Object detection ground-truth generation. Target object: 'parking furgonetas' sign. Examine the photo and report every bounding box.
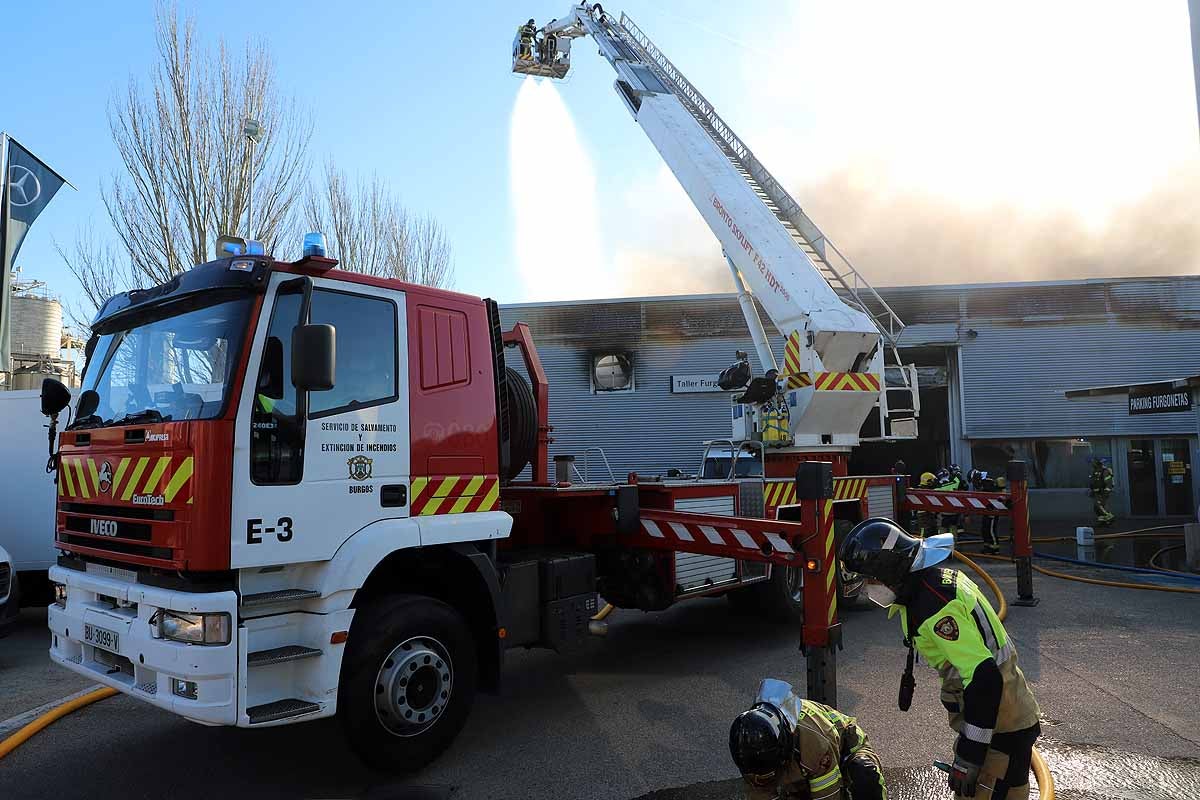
[1128,385,1192,415]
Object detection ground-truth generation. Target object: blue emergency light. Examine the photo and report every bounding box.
[303,232,327,258]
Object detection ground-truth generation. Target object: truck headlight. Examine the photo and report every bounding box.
[157,610,231,645]
[53,583,67,608]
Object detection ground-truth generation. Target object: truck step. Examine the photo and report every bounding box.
[240,589,320,608]
[247,645,322,667]
[246,698,320,724]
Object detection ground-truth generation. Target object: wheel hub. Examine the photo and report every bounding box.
[374,636,453,737]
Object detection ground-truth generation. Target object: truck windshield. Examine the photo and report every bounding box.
[78,294,253,427]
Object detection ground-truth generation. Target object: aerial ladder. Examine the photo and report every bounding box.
[512,4,920,457]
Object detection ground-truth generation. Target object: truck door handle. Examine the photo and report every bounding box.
[380,484,407,508]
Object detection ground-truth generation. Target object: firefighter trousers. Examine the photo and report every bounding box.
[1093,493,1114,524]
[955,724,1040,800]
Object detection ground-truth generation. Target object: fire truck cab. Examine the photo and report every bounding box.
[45,253,516,769]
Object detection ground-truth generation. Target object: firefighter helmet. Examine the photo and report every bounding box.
[839,518,955,587]
[919,471,937,487]
[729,703,793,786]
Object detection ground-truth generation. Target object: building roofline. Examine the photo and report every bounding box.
[500,274,1197,309]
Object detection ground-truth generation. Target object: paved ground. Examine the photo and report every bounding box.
[2,531,1199,799]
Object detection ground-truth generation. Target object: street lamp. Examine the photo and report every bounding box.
[243,117,263,240]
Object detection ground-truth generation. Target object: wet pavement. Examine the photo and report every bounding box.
[631,739,1200,799]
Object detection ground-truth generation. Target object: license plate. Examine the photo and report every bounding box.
[84,623,120,654]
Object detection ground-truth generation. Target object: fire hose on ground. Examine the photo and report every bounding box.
[0,686,118,761]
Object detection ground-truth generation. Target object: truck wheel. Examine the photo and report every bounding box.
[759,565,805,622]
[338,594,477,773]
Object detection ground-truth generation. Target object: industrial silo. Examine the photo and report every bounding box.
[11,293,63,358]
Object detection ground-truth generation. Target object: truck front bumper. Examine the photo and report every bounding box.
[48,565,240,726]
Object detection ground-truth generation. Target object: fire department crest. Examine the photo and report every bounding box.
[934,615,959,641]
[98,461,114,494]
[347,456,373,482]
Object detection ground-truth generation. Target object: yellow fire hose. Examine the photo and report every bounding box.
[0,686,118,761]
[966,550,1200,596]
[953,550,1056,799]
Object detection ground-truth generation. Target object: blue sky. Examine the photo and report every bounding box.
[6,1,1199,324]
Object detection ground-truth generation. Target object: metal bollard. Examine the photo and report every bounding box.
[1008,460,1039,606]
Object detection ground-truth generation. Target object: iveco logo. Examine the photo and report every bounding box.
[89,519,119,537]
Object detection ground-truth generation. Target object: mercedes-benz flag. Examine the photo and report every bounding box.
[1,136,68,369]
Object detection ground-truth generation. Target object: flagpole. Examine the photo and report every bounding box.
[0,131,10,382]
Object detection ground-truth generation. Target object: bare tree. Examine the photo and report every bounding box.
[56,227,140,331]
[60,2,312,320]
[304,162,454,288]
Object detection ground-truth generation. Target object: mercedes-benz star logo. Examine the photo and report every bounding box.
[8,165,41,208]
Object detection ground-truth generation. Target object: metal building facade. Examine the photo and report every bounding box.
[501,275,1200,519]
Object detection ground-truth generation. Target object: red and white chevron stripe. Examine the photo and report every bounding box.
[640,516,796,556]
[625,509,807,567]
[905,490,1009,514]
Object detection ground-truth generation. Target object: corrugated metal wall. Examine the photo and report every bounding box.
[959,301,1200,439]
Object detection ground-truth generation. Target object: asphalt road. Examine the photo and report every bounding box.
[2,556,1199,799]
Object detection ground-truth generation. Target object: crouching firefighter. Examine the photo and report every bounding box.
[729,678,887,799]
[839,520,1041,799]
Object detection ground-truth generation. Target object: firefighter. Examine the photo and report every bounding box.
[518,19,537,60]
[839,519,1041,800]
[968,470,1003,554]
[936,466,965,535]
[916,471,938,535]
[730,678,887,800]
[1087,457,1115,526]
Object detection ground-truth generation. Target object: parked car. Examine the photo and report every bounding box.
[0,543,18,638]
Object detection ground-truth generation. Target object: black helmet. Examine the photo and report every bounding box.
[838,518,921,587]
[729,704,793,785]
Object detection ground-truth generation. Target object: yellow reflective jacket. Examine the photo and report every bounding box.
[891,567,1040,764]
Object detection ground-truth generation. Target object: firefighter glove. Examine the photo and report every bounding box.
[948,753,982,797]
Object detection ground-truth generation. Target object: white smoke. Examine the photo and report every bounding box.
[609,1,1200,293]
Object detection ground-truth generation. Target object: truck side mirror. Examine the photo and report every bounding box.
[76,389,100,420]
[41,378,72,416]
[292,324,336,391]
[258,337,285,399]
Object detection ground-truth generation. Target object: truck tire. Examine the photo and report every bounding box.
[337,594,478,772]
[724,567,805,622]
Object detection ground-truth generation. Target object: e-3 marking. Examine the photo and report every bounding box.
[246,517,294,544]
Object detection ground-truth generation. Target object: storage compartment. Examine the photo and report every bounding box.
[539,553,596,602]
[500,560,540,647]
